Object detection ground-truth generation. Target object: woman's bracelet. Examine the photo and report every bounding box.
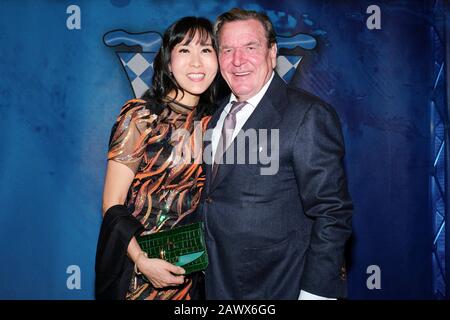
[134,251,148,275]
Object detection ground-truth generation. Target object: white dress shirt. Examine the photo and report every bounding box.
[211,71,335,300]
[211,72,275,161]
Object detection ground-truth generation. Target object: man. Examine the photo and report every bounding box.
[197,8,353,299]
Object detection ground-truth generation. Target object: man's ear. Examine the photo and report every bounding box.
[270,43,277,68]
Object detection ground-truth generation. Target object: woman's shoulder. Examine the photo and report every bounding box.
[115,98,166,123]
[109,98,158,142]
[117,98,151,118]
[108,98,162,160]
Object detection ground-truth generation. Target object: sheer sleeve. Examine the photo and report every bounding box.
[107,99,158,173]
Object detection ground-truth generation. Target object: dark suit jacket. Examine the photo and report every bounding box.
[195,73,353,299]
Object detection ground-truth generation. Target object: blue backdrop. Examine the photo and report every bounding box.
[0,0,447,299]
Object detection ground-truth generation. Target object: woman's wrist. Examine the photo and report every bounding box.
[134,251,148,273]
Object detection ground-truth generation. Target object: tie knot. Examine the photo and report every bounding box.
[229,101,247,116]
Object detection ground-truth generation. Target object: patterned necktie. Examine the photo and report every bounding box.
[212,100,247,181]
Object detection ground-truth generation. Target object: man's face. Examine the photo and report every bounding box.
[218,19,277,101]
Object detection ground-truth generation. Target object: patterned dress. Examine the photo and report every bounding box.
[108,98,210,300]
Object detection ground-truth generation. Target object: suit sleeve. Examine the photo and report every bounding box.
[292,102,353,298]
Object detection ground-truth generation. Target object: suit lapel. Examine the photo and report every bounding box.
[210,74,286,192]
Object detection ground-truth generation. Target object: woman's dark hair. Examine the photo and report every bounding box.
[141,16,218,115]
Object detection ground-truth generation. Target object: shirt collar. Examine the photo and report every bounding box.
[228,71,275,108]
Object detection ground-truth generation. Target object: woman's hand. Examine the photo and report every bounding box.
[136,254,186,289]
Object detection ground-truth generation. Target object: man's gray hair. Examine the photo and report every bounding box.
[214,8,277,48]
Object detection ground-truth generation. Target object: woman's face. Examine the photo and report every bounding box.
[169,31,218,104]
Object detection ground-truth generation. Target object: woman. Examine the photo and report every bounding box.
[95,16,218,300]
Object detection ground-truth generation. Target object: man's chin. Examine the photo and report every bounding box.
[230,88,255,99]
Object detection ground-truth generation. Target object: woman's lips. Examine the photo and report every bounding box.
[187,73,206,81]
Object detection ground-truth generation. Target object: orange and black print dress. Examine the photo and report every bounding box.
[106,98,210,300]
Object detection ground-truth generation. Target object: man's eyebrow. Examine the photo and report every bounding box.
[243,41,260,46]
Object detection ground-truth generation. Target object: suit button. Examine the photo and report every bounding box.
[206,197,213,204]
[340,265,347,280]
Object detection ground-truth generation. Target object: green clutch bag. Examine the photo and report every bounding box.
[136,222,208,275]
